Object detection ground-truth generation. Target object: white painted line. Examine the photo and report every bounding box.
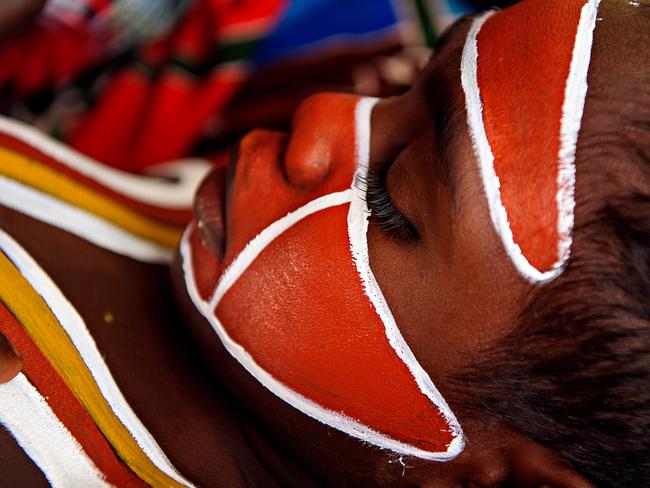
[0,115,209,208]
[182,96,464,460]
[208,190,354,308]
[0,374,109,487]
[0,230,195,487]
[181,224,457,460]
[461,11,562,283]
[348,97,464,459]
[0,176,173,264]
[557,0,601,264]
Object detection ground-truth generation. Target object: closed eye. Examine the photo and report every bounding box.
[358,164,419,241]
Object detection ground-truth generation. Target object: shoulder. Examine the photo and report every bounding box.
[0,117,246,486]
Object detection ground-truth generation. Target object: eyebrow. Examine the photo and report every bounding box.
[420,14,477,210]
[423,73,465,207]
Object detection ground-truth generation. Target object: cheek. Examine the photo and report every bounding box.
[214,205,456,454]
[366,223,467,383]
[367,147,522,380]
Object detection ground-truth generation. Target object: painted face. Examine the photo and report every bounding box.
[178,0,600,463]
[182,94,463,460]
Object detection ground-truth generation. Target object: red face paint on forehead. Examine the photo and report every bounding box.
[463,0,600,281]
[182,95,463,460]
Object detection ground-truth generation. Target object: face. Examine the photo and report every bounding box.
[173,0,601,483]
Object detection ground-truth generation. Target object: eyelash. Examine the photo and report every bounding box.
[358,164,419,241]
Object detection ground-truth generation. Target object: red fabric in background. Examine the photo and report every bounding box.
[0,0,286,172]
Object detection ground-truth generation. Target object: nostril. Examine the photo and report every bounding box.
[283,92,360,190]
[284,135,331,189]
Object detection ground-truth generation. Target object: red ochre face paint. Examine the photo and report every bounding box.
[181,0,603,459]
[182,94,464,460]
[462,0,601,282]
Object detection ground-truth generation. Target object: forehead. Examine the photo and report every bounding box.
[459,0,600,282]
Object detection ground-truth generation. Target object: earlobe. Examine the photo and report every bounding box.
[452,427,596,488]
[511,440,596,488]
[506,437,597,488]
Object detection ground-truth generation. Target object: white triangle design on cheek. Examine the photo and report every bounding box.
[348,97,464,459]
[180,97,464,461]
[207,190,353,309]
[461,1,600,284]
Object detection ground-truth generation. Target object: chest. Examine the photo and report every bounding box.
[0,207,248,486]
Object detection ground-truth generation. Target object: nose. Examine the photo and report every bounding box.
[284,93,360,190]
[223,93,363,262]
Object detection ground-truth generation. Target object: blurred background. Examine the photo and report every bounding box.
[0,0,516,172]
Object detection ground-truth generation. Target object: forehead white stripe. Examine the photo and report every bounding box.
[461,3,599,283]
[348,97,464,459]
[461,11,561,283]
[557,0,601,264]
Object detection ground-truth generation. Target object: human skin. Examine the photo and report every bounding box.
[0,0,47,381]
[170,0,638,485]
[0,333,20,383]
[0,0,645,486]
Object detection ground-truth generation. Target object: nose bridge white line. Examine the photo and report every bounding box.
[348,96,465,458]
[208,189,354,310]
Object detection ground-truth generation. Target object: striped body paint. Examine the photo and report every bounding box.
[0,304,144,487]
[183,95,464,460]
[0,373,110,488]
[0,120,205,484]
[461,0,601,282]
[0,231,195,487]
[0,116,208,262]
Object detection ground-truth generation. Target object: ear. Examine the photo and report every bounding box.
[507,437,597,488]
[448,427,598,488]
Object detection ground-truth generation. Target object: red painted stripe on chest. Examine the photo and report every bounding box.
[0,131,193,226]
[0,302,146,487]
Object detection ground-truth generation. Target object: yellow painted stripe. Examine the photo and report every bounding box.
[0,252,185,488]
[0,146,182,248]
